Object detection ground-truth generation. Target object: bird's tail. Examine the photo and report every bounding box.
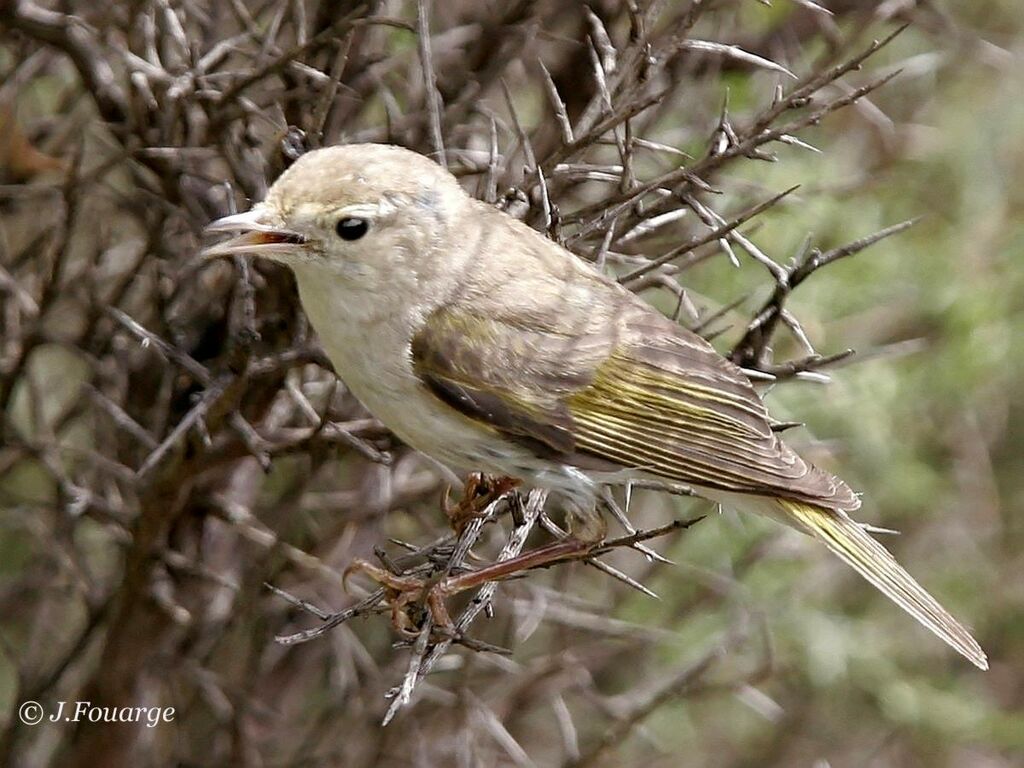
[776,499,988,670]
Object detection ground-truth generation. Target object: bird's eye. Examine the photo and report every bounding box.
[335,217,368,241]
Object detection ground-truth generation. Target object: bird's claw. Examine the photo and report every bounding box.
[442,473,520,536]
[344,473,590,640]
[343,559,454,638]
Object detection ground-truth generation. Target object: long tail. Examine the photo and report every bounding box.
[777,499,988,670]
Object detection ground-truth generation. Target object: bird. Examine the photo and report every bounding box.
[203,142,987,669]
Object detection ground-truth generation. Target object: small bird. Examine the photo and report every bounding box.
[204,143,986,669]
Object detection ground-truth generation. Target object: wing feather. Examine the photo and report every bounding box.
[411,299,859,511]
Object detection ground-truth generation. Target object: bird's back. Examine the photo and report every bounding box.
[421,198,860,512]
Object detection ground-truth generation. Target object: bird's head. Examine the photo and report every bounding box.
[202,143,468,289]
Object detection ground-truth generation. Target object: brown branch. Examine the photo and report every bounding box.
[0,0,129,125]
[731,217,919,367]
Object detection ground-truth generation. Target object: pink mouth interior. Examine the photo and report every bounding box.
[251,231,307,245]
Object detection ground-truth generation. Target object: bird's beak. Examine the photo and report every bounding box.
[201,207,309,259]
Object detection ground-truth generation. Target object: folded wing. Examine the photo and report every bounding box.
[412,302,859,511]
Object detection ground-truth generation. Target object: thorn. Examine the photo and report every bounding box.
[586,558,659,599]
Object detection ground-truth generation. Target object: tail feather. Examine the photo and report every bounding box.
[778,499,988,670]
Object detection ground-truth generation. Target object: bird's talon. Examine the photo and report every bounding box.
[443,473,521,535]
[343,558,457,637]
[343,558,416,594]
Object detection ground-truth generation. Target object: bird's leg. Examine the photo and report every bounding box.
[345,499,604,638]
[343,473,518,637]
[345,539,593,637]
[442,472,520,535]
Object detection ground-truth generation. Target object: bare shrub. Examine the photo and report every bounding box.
[0,2,970,766]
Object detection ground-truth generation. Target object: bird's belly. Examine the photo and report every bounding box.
[294,270,595,489]
[311,327,510,473]
[347,368,497,470]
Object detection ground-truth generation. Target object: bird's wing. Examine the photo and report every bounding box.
[411,303,858,511]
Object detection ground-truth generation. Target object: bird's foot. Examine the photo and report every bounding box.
[343,559,455,638]
[442,473,520,536]
[344,536,595,639]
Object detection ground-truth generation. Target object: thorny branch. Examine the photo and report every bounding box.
[0,1,948,765]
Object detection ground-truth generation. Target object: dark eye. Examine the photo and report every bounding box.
[335,217,368,241]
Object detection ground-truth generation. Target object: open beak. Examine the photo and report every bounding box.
[201,208,309,259]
